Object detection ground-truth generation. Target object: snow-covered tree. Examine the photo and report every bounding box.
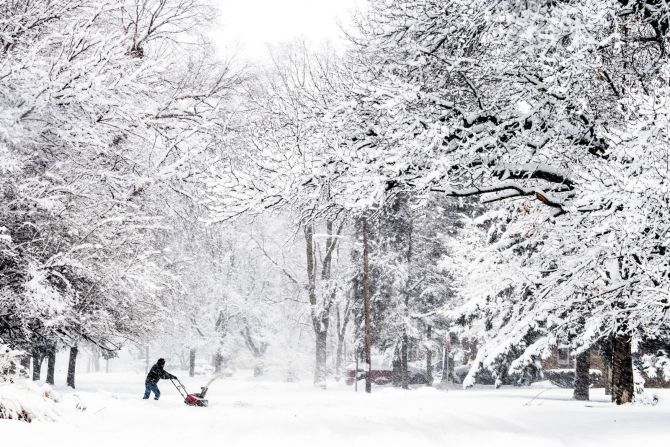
[331,0,670,404]
[0,0,237,387]
[204,44,355,386]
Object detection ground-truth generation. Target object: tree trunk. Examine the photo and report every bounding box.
[335,334,345,381]
[20,355,30,377]
[426,325,433,386]
[92,346,100,373]
[611,335,634,404]
[440,339,447,383]
[253,364,264,377]
[334,294,351,383]
[67,346,78,388]
[32,348,43,381]
[304,223,332,388]
[573,349,590,401]
[253,359,264,377]
[600,336,613,395]
[189,348,196,377]
[314,330,328,386]
[242,327,268,378]
[401,334,409,390]
[401,209,412,391]
[46,348,56,385]
[441,334,454,383]
[362,217,372,394]
[604,362,612,395]
[343,339,347,373]
[214,350,224,373]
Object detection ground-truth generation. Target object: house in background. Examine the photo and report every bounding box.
[541,344,670,389]
[541,346,605,371]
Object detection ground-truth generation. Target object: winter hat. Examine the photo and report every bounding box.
[157,358,165,366]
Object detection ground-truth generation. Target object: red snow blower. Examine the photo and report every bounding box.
[170,377,208,407]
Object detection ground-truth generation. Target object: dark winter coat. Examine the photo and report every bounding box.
[145,363,175,385]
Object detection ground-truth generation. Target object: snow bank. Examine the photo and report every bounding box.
[0,381,59,422]
[0,340,58,422]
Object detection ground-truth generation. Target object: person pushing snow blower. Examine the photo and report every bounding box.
[142,358,209,406]
[143,358,176,400]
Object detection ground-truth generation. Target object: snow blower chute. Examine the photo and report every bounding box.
[170,377,208,407]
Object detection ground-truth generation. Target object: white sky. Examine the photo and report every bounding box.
[212,0,364,61]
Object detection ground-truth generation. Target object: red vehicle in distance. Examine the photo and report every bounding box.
[344,359,430,386]
[345,366,393,386]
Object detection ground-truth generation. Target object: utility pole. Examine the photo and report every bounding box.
[363,216,372,393]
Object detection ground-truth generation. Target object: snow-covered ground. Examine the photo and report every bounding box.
[3,372,670,447]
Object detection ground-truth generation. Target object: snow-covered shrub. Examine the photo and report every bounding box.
[639,352,670,384]
[453,365,471,384]
[631,368,660,406]
[0,340,59,422]
[0,340,25,382]
[632,356,666,406]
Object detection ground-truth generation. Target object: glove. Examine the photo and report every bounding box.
[170,374,177,380]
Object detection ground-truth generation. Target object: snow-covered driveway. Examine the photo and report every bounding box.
[3,372,669,447]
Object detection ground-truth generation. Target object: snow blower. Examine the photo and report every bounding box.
[170,377,208,407]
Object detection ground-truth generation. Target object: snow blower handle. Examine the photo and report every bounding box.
[170,377,189,399]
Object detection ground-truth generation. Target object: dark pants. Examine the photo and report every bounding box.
[143,381,160,400]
